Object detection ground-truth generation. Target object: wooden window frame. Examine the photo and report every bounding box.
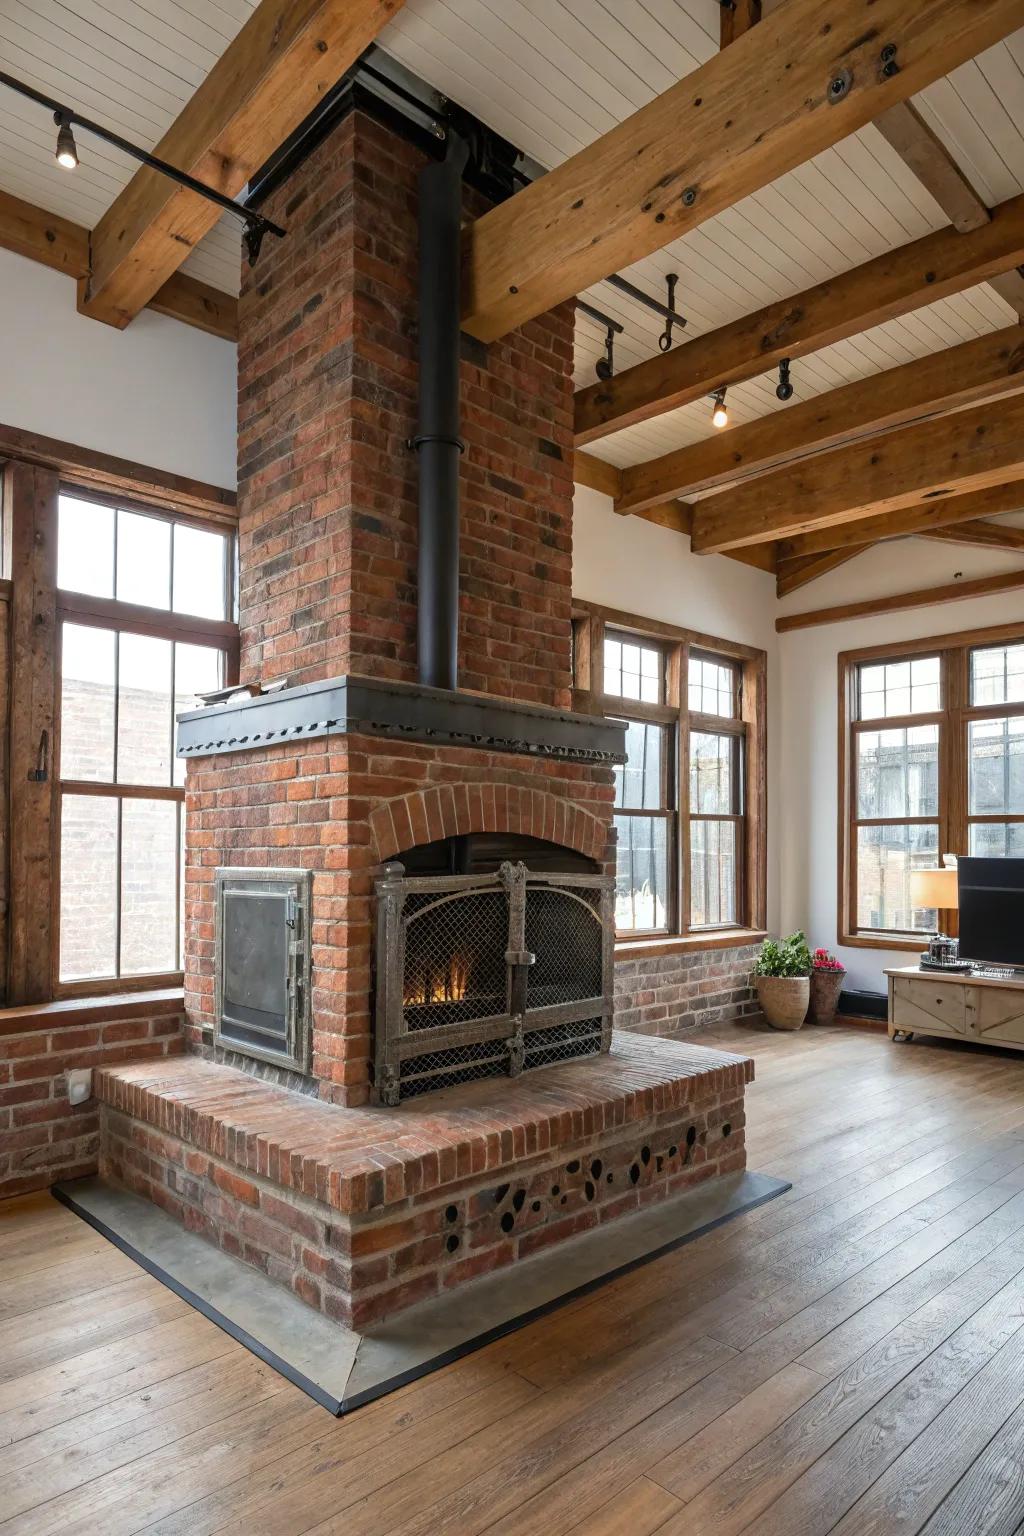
[52,484,239,998]
[838,619,1024,952]
[573,601,768,951]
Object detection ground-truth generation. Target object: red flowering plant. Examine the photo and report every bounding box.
[812,947,846,974]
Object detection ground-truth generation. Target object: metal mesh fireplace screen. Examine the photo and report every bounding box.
[373,860,614,1104]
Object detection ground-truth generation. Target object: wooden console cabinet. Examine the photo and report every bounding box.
[885,965,1024,1051]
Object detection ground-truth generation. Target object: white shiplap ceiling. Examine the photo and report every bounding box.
[2,1,1024,470]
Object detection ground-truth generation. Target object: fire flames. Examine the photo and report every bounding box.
[405,954,470,1006]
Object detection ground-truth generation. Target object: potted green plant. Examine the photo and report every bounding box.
[754,932,812,1030]
[808,946,847,1025]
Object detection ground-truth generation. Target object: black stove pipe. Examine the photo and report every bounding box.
[413,132,469,692]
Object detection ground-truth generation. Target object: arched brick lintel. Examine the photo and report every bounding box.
[369,783,609,866]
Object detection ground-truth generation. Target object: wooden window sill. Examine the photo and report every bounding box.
[615,929,766,960]
[840,934,927,953]
[0,987,184,1034]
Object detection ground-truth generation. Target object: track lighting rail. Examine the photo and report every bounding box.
[0,71,285,265]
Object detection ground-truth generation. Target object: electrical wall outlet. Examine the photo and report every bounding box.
[66,1068,93,1106]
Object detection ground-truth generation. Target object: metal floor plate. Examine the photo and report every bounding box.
[55,1167,790,1416]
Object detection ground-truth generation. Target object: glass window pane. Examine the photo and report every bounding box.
[614,721,665,810]
[856,823,939,932]
[116,510,171,609]
[969,717,1024,815]
[60,624,115,781]
[858,656,940,719]
[691,820,737,927]
[856,725,939,819]
[57,495,114,598]
[173,525,227,619]
[120,798,178,976]
[603,634,662,702]
[59,794,117,981]
[614,815,668,932]
[173,643,223,786]
[972,644,1024,706]
[689,656,736,717]
[970,822,1024,858]
[117,634,173,786]
[691,732,735,813]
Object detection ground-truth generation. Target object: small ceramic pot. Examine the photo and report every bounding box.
[808,967,845,1025]
[755,974,810,1030]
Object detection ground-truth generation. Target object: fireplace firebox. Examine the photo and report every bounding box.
[373,859,615,1104]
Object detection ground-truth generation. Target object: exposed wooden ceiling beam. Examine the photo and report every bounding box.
[79,0,406,330]
[776,548,863,598]
[777,568,1024,633]
[922,520,1024,553]
[873,100,990,233]
[615,325,1024,512]
[574,450,622,498]
[0,188,237,341]
[460,0,1024,345]
[776,481,1024,560]
[720,0,761,48]
[575,191,1024,446]
[692,394,1024,553]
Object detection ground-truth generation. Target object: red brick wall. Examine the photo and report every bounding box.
[615,944,761,1037]
[0,1001,183,1197]
[185,733,615,1104]
[237,109,575,706]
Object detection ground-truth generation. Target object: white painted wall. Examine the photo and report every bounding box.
[0,249,237,490]
[573,484,782,932]
[777,532,1024,994]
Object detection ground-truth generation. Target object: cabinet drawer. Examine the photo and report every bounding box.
[893,977,968,1037]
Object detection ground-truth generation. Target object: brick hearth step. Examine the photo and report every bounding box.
[94,1033,752,1329]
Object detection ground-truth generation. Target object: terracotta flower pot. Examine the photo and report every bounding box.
[755,974,810,1031]
[808,968,845,1025]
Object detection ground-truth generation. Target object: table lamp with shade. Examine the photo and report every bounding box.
[909,859,968,971]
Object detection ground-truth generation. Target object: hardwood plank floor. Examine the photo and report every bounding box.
[4,1021,1024,1534]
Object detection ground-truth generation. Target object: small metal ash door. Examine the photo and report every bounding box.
[214,868,312,1074]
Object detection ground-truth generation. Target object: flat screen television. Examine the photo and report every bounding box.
[957,857,1024,969]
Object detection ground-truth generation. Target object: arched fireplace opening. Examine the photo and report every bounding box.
[372,835,614,1105]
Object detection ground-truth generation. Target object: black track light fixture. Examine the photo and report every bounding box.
[54,111,78,170]
[711,387,729,429]
[776,357,794,401]
[1,71,284,265]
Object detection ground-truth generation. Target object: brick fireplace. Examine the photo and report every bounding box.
[91,96,757,1336]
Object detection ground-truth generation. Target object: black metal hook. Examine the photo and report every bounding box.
[658,274,680,351]
[595,324,616,381]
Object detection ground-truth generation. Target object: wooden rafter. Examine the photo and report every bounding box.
[614,326,1024,512]
[775,548,863,598]
[575,192,1024,446]
[460,0,1024,345]
[777,568,1024,632]
[921,520,1024,553]
[776,482,1024,560]
[873,101,989,233]
[79,0,406,330]
[0,190,237,340]
[691,394,1024,554]
[720,0,761,48]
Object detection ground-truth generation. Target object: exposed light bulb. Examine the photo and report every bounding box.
[54,115,78,171]
[711,389,728,430]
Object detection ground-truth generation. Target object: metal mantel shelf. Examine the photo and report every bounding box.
[176,674,626,765]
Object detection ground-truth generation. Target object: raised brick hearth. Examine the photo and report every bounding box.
[95,1034,751,1327]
